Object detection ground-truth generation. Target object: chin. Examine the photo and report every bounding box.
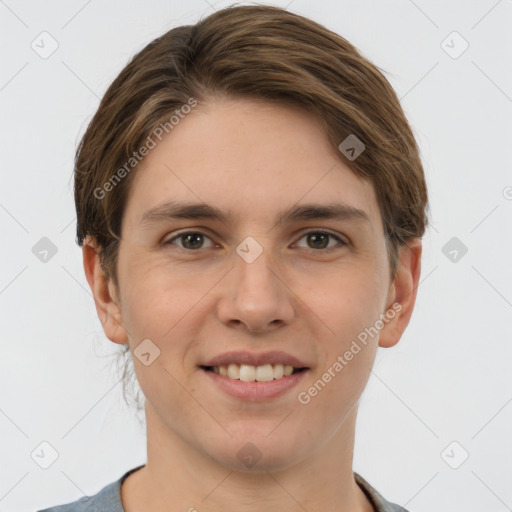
[205,431,309,473]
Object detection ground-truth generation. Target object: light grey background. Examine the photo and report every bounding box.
[1,1,511,511]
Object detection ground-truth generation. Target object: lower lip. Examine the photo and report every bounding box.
[201,368,309,401]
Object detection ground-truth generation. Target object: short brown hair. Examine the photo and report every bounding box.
[74,4,429,410]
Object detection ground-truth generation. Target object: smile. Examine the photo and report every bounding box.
[200,365,309,401]
[202,363,306,382]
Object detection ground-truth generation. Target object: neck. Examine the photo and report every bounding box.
[121,403,374,512]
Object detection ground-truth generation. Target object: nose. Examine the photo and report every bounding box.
[216,241,295,333]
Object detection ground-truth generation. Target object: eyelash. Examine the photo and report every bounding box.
[163,230,347,253]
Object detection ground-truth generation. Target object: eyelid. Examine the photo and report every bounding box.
[163,228,348,251]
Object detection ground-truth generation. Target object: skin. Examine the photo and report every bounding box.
[83,97,421,512]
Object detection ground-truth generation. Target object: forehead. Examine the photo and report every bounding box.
[122,97,381,232]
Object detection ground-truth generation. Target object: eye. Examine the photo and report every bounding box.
[163,230,347,252]
[294,230,346,251]
[164,231,215,250]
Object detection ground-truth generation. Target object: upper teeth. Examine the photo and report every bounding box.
[212,363,295,382]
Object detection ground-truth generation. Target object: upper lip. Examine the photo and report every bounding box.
[201,350,309,368]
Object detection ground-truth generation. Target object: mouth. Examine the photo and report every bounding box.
[198,350,311,401]
[199,363,310,402]
[200,363,308,382]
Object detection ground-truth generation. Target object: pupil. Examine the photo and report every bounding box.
[308,233,328,249]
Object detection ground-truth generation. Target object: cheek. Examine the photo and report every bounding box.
[304,286,380,423]
[121,257,195,331]
[316,265,386,336]
[304,266,384,398]
[119,269,201,405]
[120,260,214,371]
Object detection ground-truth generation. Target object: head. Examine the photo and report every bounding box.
[79,5,428,470]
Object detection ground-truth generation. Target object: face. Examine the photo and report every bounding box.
[85,97,420,472]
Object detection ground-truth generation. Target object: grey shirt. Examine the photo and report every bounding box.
[36,466,409,512]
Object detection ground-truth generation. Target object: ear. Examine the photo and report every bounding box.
[82,236,128,345]
[378,238,422,348]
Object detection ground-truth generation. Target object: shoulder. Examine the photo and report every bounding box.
[354,472,410,512]
[36,480,121,512]
[35,466,144,512]
[35,481,118,512]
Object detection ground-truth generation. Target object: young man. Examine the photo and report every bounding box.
[39,5,427,512]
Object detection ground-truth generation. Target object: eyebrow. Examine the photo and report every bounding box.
[140,200,370,230]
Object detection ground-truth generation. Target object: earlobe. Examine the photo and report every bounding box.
[82,236,128,345]
[378,238,422,348]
